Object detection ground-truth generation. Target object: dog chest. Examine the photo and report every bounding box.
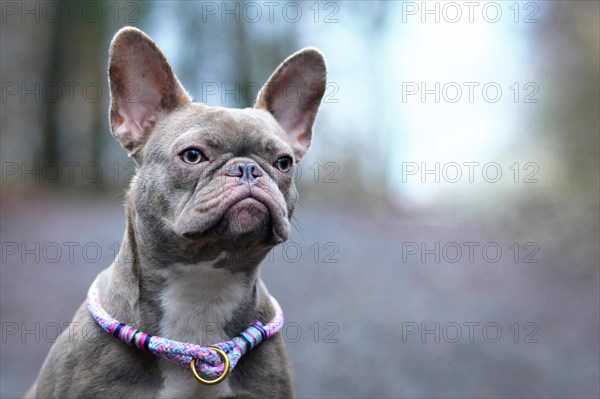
[157,263,246,398]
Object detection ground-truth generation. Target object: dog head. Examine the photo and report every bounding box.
[108,28,326,268]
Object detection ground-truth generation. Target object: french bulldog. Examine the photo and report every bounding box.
[27,27,326,399]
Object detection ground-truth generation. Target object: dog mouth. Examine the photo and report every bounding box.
[180,189,288,244]
[224,197,271,235]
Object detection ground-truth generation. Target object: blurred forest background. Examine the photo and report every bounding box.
[1,1,598,398]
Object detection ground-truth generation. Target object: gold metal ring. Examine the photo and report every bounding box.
[190,346,231,385]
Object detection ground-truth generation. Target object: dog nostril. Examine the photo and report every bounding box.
[248,164,262,178]
[236,164,246,176]
[227,162,262,183]
[227,163,244,177]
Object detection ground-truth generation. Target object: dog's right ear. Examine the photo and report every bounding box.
[108,27,191,155]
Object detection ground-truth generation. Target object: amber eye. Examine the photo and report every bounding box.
[275,156,293,172]
[180,148,205,164]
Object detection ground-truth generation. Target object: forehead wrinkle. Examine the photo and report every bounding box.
[171,125,213,147]
[230,108,278,132]
[163,105,293,157]
[214,109,283,145]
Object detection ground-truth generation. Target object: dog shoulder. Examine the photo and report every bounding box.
[228,333,294,398]
[225,281,295,398]
[32,290,163,398]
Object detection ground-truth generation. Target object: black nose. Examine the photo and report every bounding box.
[227,162,263,184]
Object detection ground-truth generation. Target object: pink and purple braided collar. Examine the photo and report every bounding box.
[87,276,284,382]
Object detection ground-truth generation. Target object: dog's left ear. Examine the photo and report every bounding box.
[255,48,327,161]
[108,27,191,155]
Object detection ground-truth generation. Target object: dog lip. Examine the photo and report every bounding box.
[234,190,288,242]
[232,196,265,207]
[221,189,272,212]
[235,192,266,207]
[221,192,273,224]
[181,189,285,241]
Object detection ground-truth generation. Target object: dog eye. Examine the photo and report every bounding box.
[275,156,293,172]
[180,149,206,164]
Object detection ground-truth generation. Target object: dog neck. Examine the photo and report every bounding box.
[108,203,265,342]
